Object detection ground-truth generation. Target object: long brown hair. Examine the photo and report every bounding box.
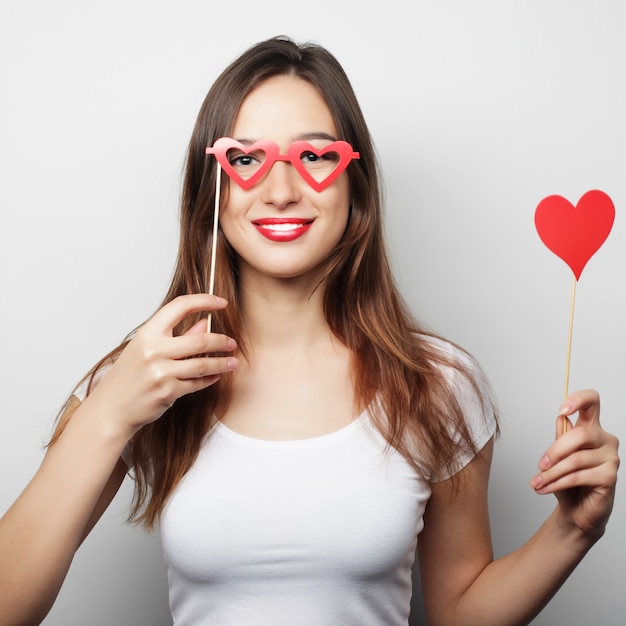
[63,36,496,529]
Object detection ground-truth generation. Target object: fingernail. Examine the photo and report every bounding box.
[538,455,551,470]
[559,402,572,415]
[531,475,543,489]
[227,357,239,369]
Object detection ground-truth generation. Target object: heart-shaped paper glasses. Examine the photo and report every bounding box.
[205,138,360,192]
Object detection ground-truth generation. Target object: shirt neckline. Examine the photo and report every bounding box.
[214,411,368,449]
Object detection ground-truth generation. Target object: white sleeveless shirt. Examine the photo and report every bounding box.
[158,344,496,625]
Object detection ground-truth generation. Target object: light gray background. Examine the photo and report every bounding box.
[1,1,624,625]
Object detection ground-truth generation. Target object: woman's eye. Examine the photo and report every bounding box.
[301,151,337,166]
[303,152,321,162]
[229,154,256,167]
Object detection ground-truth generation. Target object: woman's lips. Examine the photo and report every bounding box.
[252,217,313,242]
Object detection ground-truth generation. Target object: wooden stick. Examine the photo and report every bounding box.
[207,164,222,333]
[562,276,577,434]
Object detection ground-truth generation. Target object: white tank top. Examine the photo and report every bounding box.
[159,349,496,625]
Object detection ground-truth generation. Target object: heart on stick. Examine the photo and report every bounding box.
[534,190,615,280]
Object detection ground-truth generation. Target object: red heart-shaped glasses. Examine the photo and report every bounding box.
[205,138,360,192]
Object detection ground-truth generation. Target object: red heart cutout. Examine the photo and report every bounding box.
[207,138,280,190]
[534,190,615,280]
[288,141,359,192]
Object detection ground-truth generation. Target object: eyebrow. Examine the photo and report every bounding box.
[234,132,339,146]
[297,131,338,142]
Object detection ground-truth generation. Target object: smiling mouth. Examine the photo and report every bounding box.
[252,218,314,242]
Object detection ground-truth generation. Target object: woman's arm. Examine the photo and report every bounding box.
[418,389,619,626]
[0,397,131,626]
[0,294,238,626]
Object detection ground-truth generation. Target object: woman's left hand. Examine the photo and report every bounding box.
[531,389,620,539]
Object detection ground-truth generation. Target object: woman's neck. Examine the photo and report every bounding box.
[222,269,356,440]
[237,271,333,353]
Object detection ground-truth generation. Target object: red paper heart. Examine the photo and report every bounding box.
[534,190,615,280]
[287,141,359,192]
[207,139,280,190]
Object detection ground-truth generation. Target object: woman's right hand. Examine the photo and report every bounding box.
[84,294,238,438]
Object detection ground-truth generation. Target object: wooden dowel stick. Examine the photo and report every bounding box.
[562,275,577,434]
[207,164,222,333]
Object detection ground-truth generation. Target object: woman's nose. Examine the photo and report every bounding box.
[259,161,302,209]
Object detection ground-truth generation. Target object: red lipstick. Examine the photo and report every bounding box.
[252,217,313,242]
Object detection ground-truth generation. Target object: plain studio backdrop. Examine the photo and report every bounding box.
[1,1,624,625]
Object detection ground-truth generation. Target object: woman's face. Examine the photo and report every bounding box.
[218,74,351,284]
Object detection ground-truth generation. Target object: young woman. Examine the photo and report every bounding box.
[0,36,619,626]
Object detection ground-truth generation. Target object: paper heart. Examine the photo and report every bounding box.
[287,141,359,192]
[206,139,280,190]
[534,190,615,280]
